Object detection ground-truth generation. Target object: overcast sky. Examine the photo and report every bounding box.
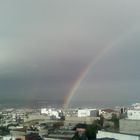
[1,0,140,106]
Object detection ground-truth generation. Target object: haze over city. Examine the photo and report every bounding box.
[1,0,140,107]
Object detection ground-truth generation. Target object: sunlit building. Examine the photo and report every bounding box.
[77,109,97,117]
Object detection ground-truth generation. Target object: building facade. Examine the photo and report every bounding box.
[77,109,97,117]
[127,109,140,120]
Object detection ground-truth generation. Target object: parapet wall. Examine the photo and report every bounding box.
[120,119,140,135]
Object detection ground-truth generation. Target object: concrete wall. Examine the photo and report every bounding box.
[65,116,99,124]
[97,131,140,140]
[24,114,49,122]
[120,119,140,135]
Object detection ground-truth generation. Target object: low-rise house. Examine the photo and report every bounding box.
[99,109,116,120]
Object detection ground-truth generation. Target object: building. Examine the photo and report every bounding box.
[97,130,140,140]
[99,109,116,120]
[41,108,48,114]
[3,135,25,140]
[2,132,42,140]
[127,109,140,120]
[119,109,140,135]
[131,103,140,109]
[41,108,61,119]
[77,109,97,117]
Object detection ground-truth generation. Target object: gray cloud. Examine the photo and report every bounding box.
[0,0,140,106]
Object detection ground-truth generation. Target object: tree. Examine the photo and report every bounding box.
[0,115,3,124]
[99,115,104,127]
[0,126,9,136]
[72,132,87,140]
[111,114,119,131]
[72,122,100,140]
[86,124,98,140]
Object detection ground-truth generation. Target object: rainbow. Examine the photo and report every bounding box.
[64,45,112,108]
[64,24,140,108]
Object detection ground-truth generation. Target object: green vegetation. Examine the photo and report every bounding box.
[0,126,9,136]
[86,123,98,140]
[71,119,103,140]
[110,114,119,131]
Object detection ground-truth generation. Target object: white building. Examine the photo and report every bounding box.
[41,108,48,114]
[2,135,25,140]
[127,109,140,120]
[50,110,60,119]
[77,109,97,117]
[131,103,140,109]
[3,136,13,140]
[41,108,60,119]
[97,130,140,140]
[99,108,115,120]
